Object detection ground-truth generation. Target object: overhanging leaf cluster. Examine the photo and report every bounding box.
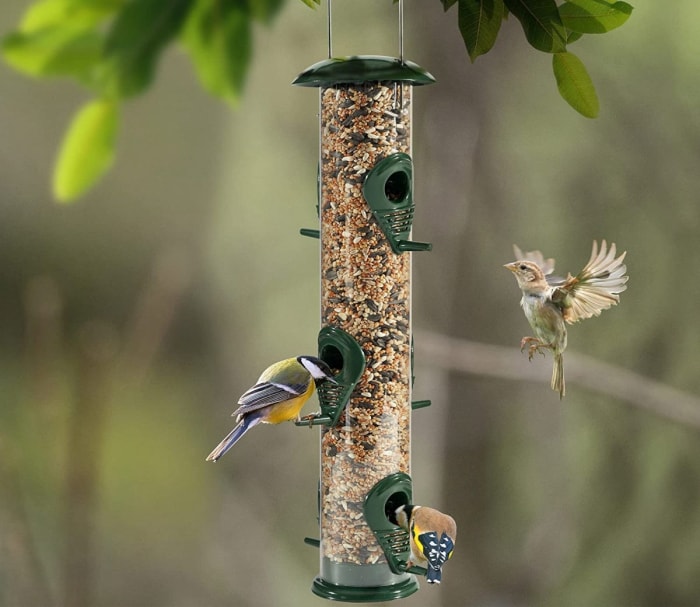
[2,0,291,202]
[1,0,631,202]
[449,0,633,117]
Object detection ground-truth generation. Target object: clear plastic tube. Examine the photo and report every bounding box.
[318,82,413,590]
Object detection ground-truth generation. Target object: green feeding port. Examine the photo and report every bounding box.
[362,153,432,254]
[296,326,366,427]
[363,473,427,578]
[310,473,422,602]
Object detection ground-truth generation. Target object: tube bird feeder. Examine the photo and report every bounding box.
[295,2,434,601]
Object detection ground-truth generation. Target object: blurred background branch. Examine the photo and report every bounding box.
[63,321,117,607]
[418,330,700,430]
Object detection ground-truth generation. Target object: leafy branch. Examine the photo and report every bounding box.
[2,0,295,202]
[1,0,631,202]
[446,0,633,117]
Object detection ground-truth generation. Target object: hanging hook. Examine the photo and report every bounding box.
[327,0,333,59]
[399,0,404,64]
[326,0,405,61]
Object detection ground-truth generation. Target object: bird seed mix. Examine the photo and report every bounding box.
[319,82,412,568]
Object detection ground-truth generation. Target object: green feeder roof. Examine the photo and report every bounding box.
[293,55,435,87]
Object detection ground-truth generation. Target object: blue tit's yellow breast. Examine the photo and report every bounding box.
[264,380,315,424]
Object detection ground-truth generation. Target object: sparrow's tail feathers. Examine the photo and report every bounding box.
[552,354,565,399]
[206,416,260,462]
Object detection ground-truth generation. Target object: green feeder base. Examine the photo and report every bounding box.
[312,559,418,603]
[311,577,418,603]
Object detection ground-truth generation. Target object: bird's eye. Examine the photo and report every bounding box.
[519,264,527,271]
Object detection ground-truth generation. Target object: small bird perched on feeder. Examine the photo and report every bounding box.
[504,240,628,398]
[390,504,457,585]
[206,356,337,462]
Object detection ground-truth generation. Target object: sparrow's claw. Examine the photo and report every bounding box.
[519,337,551,361]
[520,336,541,353]
[521,340,553,361]
[527,343,547,361]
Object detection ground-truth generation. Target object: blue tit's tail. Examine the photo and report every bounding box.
[206,415,261,462]
[419,531,455,584]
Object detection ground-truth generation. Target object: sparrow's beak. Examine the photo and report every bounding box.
[504,262,518,273]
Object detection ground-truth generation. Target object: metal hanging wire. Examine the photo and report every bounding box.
[327,0,332,59]
[326,0,405,63]
[398,0,404,63]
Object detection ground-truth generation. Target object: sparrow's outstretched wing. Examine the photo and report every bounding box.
[553,240,628,324]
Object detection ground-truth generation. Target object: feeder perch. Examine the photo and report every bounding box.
[300,165,323,239]
[296,326,366,427]
[300,228,320,239]
[410,337,431,410]
[362,153,432,254]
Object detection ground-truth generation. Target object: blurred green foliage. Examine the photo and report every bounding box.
[2,0,631,200]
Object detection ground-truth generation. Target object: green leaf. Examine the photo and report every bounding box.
[559,0,633,34]
[567,30,584,43]
[504,0,567,53]
[98,0,193,98]
[2,27,102,82]
[53,99,120,202]
[441,0,459,10]
[20,0,121,32]
[552,51,599,118]
[458,0,504,62]
[298,0,320,7]
[182,0,251,104]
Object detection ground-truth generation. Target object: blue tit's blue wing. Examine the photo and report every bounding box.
[205,415,263,461]
[418,531,454,584]
[233,380,309,417]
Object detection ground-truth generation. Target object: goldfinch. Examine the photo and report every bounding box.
[391,504,457,584]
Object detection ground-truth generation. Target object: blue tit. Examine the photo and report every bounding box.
[391,504,457,584]
[206,355,336,462]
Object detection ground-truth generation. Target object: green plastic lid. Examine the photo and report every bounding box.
[293,55,435,87]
